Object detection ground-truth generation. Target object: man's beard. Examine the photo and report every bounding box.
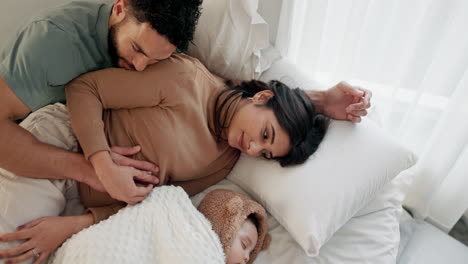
[108,24,120,67]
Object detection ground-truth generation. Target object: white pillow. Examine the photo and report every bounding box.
[309,171,414,264]
[227,119,417,256]
[187,0,280,80]
[252,174,411,264]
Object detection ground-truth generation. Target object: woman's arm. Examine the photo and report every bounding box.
[65,67,169,160]
[65,66,171,203]
[86,203,127,224]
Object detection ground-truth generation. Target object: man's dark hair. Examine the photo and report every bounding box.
[127,0,202,51]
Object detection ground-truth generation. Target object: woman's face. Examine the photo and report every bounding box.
[226,219,258,264]
[228,90,291,159]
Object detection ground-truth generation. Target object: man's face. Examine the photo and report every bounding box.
[108,17,176,71]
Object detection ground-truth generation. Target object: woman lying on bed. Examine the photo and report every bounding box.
[1,53,331,263]
[66,52,330,224]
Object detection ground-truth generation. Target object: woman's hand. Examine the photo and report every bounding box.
[0,214,94,264]
[90,150,157,205]
[308,81,372,122]
[323,81,372,122]
[110,145,160,176]
[80,145,160,193]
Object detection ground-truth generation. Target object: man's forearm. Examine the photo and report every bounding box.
[305,90,326,113]
[0,118,94,181]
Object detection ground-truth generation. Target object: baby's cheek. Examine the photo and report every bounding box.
[226,239,242,263]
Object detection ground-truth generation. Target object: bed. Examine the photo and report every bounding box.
[1,0,468,263]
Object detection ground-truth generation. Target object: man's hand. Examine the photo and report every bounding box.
[0,214,94,264]
[322,81,372,123]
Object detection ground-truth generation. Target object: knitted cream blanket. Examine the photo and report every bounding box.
[49,186,225,264]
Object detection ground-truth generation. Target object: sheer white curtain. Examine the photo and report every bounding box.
[276,0,468,232]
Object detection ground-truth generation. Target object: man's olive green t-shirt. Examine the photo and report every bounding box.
[0,1,113,112]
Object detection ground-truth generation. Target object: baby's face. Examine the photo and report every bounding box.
[226,219,258,264]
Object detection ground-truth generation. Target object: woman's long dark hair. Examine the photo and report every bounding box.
[214,80,329,167]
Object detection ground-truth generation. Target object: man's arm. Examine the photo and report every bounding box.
[0,21,158,192]
[0,76,97,184]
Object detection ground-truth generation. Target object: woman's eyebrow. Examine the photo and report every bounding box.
[271,124,275,145]
[269,124,276,159]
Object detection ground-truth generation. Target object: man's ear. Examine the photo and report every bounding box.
[111,0,129,24]
[252,90,274,105]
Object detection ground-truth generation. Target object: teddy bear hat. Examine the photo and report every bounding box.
[197,189,271,264]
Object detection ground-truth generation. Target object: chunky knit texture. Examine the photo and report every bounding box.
[197,189,271,264]
[50,186,225,264]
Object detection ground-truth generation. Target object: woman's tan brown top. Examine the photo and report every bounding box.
[66,53,240,223]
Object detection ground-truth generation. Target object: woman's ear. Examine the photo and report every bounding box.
[252,90,274,105]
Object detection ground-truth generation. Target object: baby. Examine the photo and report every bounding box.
[198,189,271,264]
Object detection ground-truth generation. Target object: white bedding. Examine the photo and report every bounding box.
[50,186,225,264]
[1,101,404,264]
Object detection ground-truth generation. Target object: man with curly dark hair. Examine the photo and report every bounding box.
[108,0,202,70]
[0,0,202,204]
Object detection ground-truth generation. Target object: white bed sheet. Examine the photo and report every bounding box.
[397,219,468,264]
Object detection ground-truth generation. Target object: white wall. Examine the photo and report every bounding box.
[258,0,283,45]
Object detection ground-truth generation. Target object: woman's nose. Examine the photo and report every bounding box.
[247,141,262,157]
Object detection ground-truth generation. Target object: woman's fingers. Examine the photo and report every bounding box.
[338,81,364,97]
[346,102,363,112]
[136,183,153,195]
[0,241,33,258]
[123,182,153,205]
[347,114,362,123]
[346,98,370,114]
[110,145,141,156]
[0,229,32,242]
[360,88,372,107]
[17,218,44,231]
[33,251,49,264]
[135,184,154,198]
[110,146,160,175]
[134,171,159,185]
[122,157,160,175]
[2,249,35,264]
[351,109,368,117]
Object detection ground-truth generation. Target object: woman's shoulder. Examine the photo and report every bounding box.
[145,53,198,73]
[148,53,223,84]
